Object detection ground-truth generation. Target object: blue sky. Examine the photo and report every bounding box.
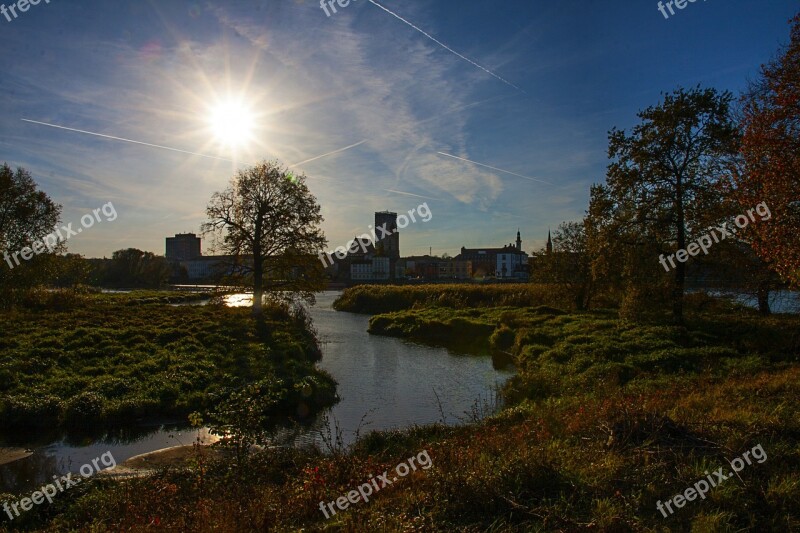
[0,0,797,258]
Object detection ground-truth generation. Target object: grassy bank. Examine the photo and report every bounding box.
[8,303,799,531]
[0,291,336,433]
[3,288,799,531]
[333,284,578,314]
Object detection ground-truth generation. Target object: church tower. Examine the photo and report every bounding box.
[546,229,553,254]
[516,229,522,251]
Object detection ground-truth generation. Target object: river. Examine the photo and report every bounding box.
[0,291,512,493]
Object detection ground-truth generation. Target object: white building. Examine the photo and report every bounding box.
[350,257,391,281]
[496,250,528,279]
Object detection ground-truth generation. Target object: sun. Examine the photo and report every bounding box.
[208,99,255,148]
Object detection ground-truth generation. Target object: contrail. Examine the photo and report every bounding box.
[437,152,549,185]
[289,140,367,167]
[384,188,439,200]
[21,119,234,162]
[366,0,524,93]
[417,94,518,126]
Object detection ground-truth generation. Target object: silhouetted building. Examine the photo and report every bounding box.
[374,211,400,259]
[455,232,529,279]
[166,233,201,261]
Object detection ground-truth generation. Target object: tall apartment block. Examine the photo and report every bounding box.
[166,233,201,261]
[374,211,400,259]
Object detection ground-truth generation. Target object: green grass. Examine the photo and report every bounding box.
[3,287,799,531]
[0,293,336,433]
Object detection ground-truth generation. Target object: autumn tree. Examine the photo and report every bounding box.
[736,14,800,288]
[587,87,740,323]
[203,161,327,315]
[0,163,63,307]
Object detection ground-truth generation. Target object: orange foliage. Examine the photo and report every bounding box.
[738,14,800,287]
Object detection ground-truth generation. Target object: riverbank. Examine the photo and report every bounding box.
[0,291,336,434]
[3,287,798,531]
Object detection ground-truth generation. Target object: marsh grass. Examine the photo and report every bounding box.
[0,292,335,434]
[4,288,800,531]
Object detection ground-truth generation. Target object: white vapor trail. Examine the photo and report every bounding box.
[289,140,367,167]
[437,152,549,185]
[384,188,439,200]
[22,119,434,200]
[366,0,524,93]
[21,119,234,162]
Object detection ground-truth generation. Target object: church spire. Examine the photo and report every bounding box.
[516,229,522,251]
[546,228,553,254]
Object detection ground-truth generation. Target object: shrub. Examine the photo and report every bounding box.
[63,391,106,427]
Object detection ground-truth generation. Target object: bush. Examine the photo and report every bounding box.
[0,394,63,428]
[64,391,106,427]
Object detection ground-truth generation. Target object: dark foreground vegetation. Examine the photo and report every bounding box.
[0,290,336,434]
[333,283,578,315]
[4,285,798,532]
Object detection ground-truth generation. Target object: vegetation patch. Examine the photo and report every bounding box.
[334,284,577,314]
[0,294,336,434]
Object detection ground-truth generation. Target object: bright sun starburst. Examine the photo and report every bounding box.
[208,99,255,148]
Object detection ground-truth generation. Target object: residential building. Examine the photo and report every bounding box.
[455,230,529,279]
[166,233,201,261]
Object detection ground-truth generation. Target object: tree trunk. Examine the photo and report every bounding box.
[757,281,771,316]
[672,266,685,324]
[252,252,264,317]
[673,175,686,325]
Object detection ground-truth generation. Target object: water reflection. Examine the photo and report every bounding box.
[1,426,218,494]
[1,291,512,494]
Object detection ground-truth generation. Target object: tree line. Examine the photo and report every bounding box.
[533,14,799,323]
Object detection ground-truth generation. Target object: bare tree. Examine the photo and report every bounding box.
[202,161,327,315]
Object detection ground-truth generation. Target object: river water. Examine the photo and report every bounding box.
[0,291,512,493]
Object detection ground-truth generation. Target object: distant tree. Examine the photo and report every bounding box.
[533,220,594,310]
[0,163,63,306]
[202,161,327,315]
[588,87,740,323]
[51,253,92,288]
[105,248,170,288]
[736,14,800,288]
